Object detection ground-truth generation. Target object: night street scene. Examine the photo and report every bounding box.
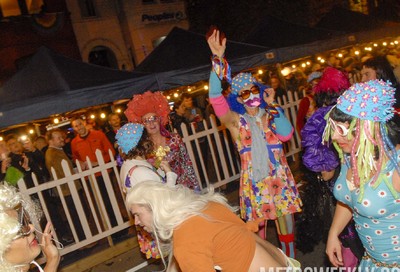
[1,0,400,271]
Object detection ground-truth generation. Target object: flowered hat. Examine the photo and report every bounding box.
[115,123,144,154]
[231,72,256,95]
[125,91,170,126]
[336,79,395,122]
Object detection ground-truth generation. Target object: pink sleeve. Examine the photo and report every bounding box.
[210,96,229,117]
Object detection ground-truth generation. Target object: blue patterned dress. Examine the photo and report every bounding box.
[334,152,400,270]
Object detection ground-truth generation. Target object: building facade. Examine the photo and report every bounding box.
[0,0,81,84]
[66,0,189,70]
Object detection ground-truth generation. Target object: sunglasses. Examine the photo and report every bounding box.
[239,86,260,100]
[142,115,160,125]
[329,118,352,137]
[13,206,32,240]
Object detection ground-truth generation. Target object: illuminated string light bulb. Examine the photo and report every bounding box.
[306,61,310,65]
[395,41,398,44]
[166,95,171,100]
[373,43,378,47]
[258,69,263,75]
[301,63,306,68]
[54,118,59,124]
[187,88,192,92]
[383,42,387,46]
[90,114,95,119]
[320,59,325,63]
[174,93,179,98]
[390,42,394,46]
[20,135,27,141]
[338,53,343,58]
[100,113,106,119]
[317,56,321,60]
[354,51,360,55]
[204,85,209,90]
[281,67,292,77]
[116,108,121,113]
[292,65,296,69]
[0,136,3,141]
[29,129,34,134]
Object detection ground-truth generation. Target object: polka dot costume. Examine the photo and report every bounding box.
[333,152,400,270]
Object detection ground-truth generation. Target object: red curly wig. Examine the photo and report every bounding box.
[125,91,170,126]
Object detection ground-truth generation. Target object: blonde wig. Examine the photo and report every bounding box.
[0,183,42,271]
[126,181,234,251]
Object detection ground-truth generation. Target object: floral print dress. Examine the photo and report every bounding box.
[236,113,302,221]
[148,133,200,191]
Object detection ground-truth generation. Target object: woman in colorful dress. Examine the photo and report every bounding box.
[207,28,302,258]
[298,67,364,267]
[325,79,400,270]
[124,91,199,191]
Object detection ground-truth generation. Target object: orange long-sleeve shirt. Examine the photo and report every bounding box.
[173,202,259,272]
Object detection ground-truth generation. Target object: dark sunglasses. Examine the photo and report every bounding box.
[239,86,260,100]
[13,206,32,240]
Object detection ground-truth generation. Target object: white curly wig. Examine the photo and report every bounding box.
[0,183,42,271]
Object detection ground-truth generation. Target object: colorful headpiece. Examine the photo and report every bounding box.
[115,123,144,154]
[337,80,395,122]
[231,72,257,95]
[125,91,170,126]
[314,67,350,94]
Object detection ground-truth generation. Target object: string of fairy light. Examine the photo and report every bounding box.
[1,37,399,141]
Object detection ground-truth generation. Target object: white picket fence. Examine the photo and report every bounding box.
[16,90,303,269]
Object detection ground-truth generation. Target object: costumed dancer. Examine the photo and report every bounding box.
[325,80,400,270]
[298,67,364,267]
[124,91,199,191]
[116,123,177,259]
[207,29,302,258]
[127,180,301,271]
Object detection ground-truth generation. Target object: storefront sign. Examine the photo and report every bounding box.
[142,11,185,24]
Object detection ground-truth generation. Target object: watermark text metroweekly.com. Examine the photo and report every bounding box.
[260,267,400,272]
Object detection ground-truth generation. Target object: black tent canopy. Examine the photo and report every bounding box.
[135,27,270,73]
[0,47,158,129]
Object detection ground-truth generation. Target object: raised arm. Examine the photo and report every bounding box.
[207,29,238,132]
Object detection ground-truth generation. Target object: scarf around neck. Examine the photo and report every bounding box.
[244,108,269,182]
